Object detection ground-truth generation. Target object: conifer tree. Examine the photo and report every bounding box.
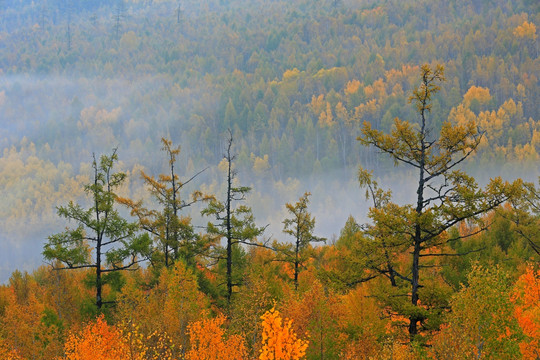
[202,130,266,304]
[357,64,519,339]
[506,178,540,257]
[277,192,325,290]
[118,138,210,269]
[43,150,151,310]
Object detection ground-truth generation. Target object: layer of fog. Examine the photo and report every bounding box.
[0,161,411,284]
[3,150,535,285]
[1,0,538,283]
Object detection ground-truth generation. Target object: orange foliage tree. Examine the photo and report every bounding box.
[280,278,342,359]
[61,315,133,360]
[259,307,309,360]
[0,338,25,360]
[1,270,65,360]
[512,265,540,359]
[185,315,247,360]
[338,284,389,359]
[60,314,176,360]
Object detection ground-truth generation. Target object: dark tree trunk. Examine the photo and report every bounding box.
[94,158,103,310]
[409,231,421,337]
[96,242,102,309]
[226,137,233,303]
[409,88,428,338]
[382,239,397,287]
[294,236,299,291]
[171,154,179,261]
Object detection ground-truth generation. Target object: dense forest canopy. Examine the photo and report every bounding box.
[0,0,538,281]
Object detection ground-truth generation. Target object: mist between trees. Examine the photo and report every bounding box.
[0,0,539,356]
[1,65,539,359]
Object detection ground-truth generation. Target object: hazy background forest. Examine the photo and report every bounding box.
[0,0,538,283]
[1,0,540,359]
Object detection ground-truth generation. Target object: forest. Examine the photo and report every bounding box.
[0,0,539,358]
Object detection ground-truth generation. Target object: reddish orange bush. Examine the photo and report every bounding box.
[61,315,133,360]
[512,265,540,360]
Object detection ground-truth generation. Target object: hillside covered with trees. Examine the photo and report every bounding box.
[0,0,539,358]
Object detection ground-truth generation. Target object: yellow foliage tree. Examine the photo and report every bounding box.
[514,21,537,40]
[463,85,491,108]
[364,78,386,101]
[259,307,309,360]
[354,99,378,121]
[448,103,477,128]
[310,94,325,115]
[116,262,208,353]
[252,154,271,175]
[373,342,422,360]
[344,80,361,96]
[282,68,300,81]
[513,143,539,162]
[318,102,335,128]
[120,321,176,360]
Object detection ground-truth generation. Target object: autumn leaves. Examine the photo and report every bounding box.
[260,308,309,360]
[4,64,538,359]
[57,308,308,360]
